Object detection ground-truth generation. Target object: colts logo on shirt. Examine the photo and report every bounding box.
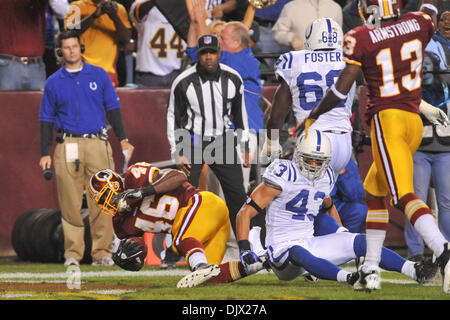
[89,81,98,91]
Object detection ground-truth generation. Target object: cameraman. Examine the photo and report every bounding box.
[39,30,134,267]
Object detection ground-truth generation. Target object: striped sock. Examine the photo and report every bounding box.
[177,237,207,271]
[208,260,246,284]
[398,193,446,257]
[364,198,389,267]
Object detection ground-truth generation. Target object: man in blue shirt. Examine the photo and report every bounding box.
[39,30,135,267]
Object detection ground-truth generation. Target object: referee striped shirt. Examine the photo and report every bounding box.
[167,62,249,155]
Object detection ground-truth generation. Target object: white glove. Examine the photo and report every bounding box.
[419,100,449,127]
[260,132,282,162]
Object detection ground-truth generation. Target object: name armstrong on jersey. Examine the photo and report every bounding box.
[369,18,421,44]
[304,51,342,63]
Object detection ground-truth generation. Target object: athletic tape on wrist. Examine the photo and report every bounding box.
[330,84,347,100]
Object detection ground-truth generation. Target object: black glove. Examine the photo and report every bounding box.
[112,189,144,206]
[112,238,145,271]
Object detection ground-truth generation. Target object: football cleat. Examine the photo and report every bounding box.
[346,272,360,286]
[436,243,450,293]
[354,265,381,292]
[414,259,438,285]
[176,264,221,288]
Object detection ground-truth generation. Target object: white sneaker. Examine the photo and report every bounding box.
[360,265,381,291]
[64,257,80,267]
[176,264,221,288]
[92,256,114,266]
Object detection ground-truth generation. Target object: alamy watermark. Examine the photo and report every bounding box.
[66,265,81,290]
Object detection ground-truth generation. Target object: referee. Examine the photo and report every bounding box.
[39,30,135,267]
[167,34,249,235]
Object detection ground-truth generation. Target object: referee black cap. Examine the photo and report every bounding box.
[197,34,220,54]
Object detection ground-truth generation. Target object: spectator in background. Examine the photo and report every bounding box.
[39,30,135,267]
[426,10,450,71]
[342,0,361,34]
[252,0,292,68]
[404,49,450,262]
[130,0,186,88]
[0,0,48,90]
[272,0,343,51]
[44,0,70,77]
[65,0,132,87]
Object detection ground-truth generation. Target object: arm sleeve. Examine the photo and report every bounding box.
[40,121,54,157]
[106,108,127,141]
[102,70,121,111]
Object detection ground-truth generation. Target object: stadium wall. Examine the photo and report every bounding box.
[0,86,405,255]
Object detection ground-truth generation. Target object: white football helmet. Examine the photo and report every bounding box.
[304,18,343,51]
[293,130,332,181]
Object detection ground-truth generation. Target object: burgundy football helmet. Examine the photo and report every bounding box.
[358,0,400,23]
[88,169,124,216]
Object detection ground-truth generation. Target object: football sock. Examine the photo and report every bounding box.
[413,214,446,257]
[354,234,406,273]
[400,261,416,280]
[177,237,207,271]
[398,193,446,257]
[364,198,389,268]
[364,229,386,268]
[208,260,246,284]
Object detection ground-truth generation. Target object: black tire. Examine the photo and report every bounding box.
[16,208,55,261]
[30,209,63,262]
[11,208,41,261]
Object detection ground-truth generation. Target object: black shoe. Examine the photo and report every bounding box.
[436,243,450,275]
[436,243,450,293]
[346,272,360,285]
[414,258,438,284]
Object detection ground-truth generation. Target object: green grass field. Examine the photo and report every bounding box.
[0,256,448,302]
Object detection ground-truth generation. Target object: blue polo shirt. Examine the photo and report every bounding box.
[186,46,263,132]
[39,62,121,135]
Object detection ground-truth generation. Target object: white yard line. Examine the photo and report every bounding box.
[0,269,439,286]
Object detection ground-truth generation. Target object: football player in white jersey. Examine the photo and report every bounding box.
[237,130,436,288]
[262,18,356,174]
[130,0,186,87]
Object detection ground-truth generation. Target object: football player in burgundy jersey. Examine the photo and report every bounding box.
[300,0,450,293]
[88,162,264,287]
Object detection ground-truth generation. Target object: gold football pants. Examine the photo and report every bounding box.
[171,191,231,265]
[364,109,423,206]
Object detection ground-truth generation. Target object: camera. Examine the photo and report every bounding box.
[56,130,66,143]
[43,168,53,180]
[352,130,371,154]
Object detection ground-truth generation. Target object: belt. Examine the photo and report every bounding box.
[323,130,348,134]
[66,133,99,139]
[0,54,42,65]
